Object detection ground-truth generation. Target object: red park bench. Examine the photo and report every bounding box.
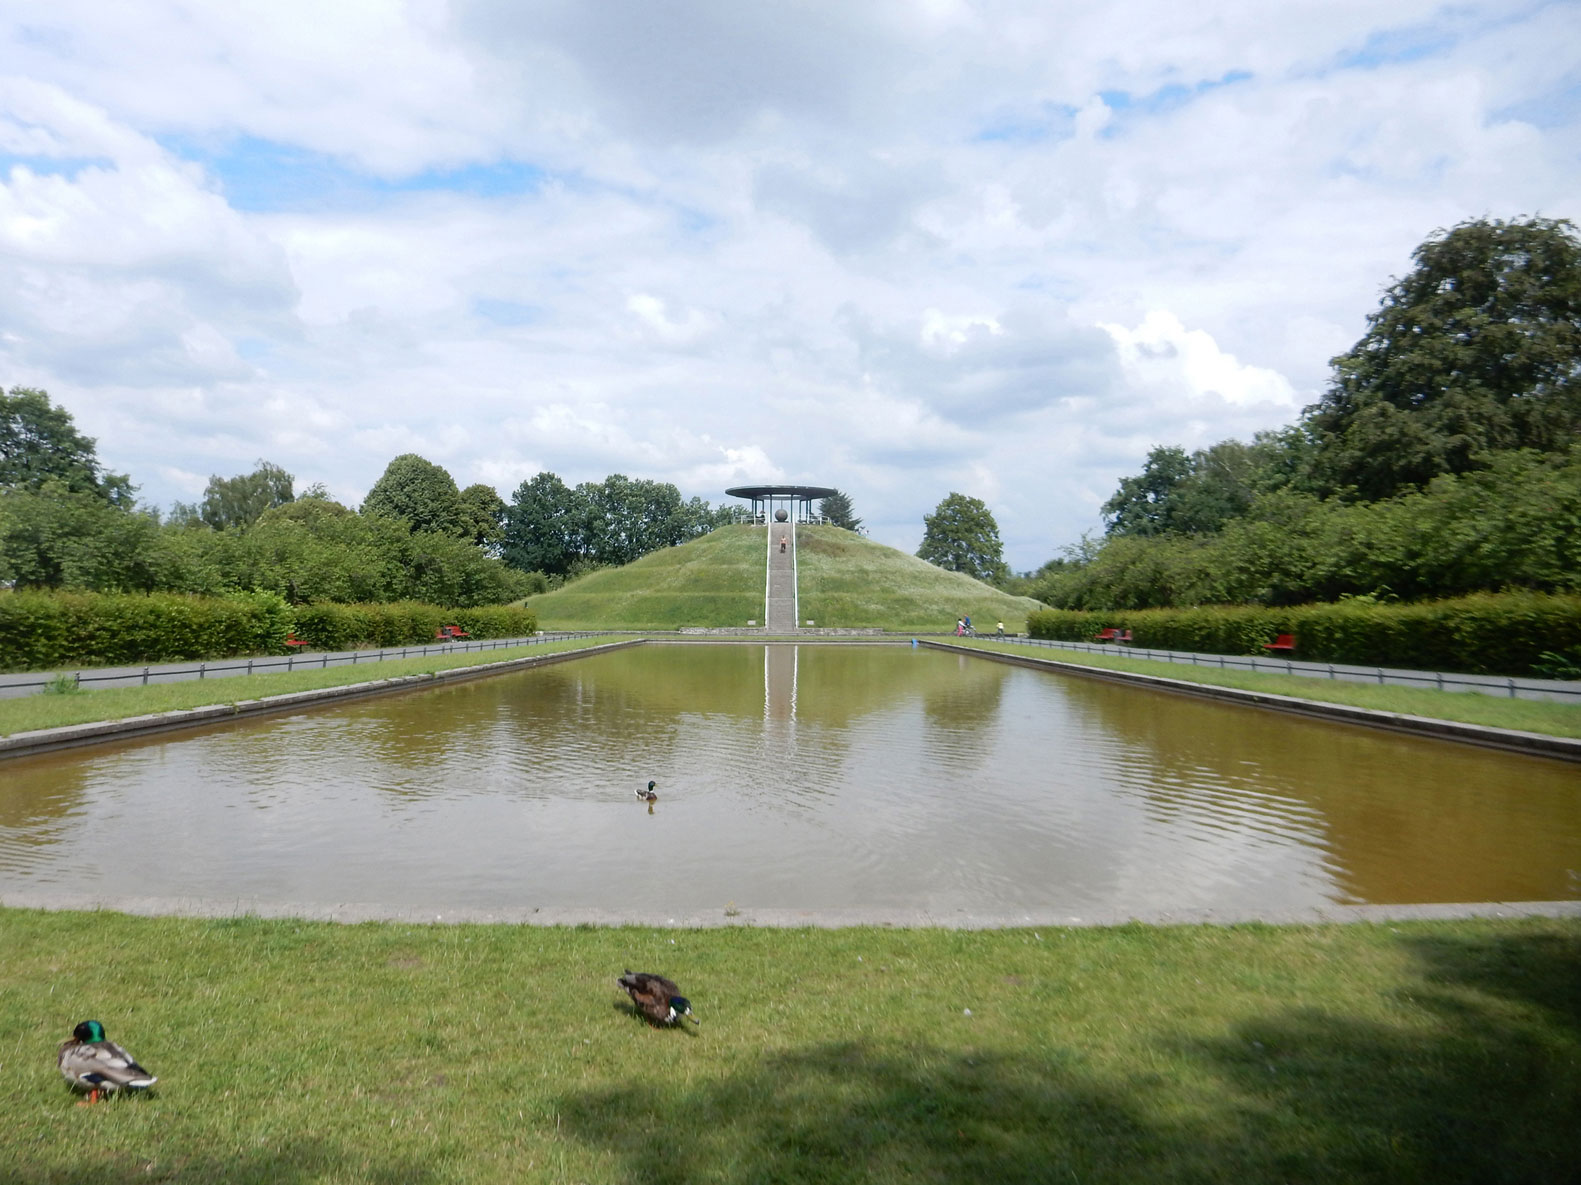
[284,633,309,649]
[435,625,471,641]
[1263,633,1296,654]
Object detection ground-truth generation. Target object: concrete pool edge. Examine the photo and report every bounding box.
[0,639,642,760]
[1,892,1577,929]
[926,641,1581,763]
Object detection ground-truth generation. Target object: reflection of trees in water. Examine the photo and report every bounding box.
[920,654,1010,731]
[0,751,91,836]
[1057,675,1581,903]
[914,654,1010,774]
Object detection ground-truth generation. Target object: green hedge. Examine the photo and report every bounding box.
[1025,592,1581,677]
[287,602,537,651]
[0,590,292,671]
[0,591,537,672]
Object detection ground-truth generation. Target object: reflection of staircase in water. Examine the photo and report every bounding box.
[765,522,798,632]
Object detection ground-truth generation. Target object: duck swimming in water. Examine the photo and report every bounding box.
[58,1021,157,1104]
[618,970,699,1026]
[636,780,657,803]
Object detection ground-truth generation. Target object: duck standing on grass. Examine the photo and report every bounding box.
[618,970,699,1026]
[58,1021,157,1104]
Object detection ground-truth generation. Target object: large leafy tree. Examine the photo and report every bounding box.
[819,489,862,531]
[1,483,162,591]
[1102,435,1299,538]
[502,471,583,575]
[1,386,133,507]
[190,460,294,530]
[362,453,467,536]
[917,492,1008,583]
[503,472,727,575]
[1101,445,1192,537]
[1305,216,1581,500]
[459,483,507,550]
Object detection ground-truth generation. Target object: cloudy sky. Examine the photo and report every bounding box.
[2,1,1577,569]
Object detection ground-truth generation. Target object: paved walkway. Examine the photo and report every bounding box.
[765,522,798,632]
[2,890,1575,928]
[980,635,1581,705]
[0,632,605,700]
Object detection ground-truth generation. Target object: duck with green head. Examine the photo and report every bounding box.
[58,1020,157,1104]
[618,970,699,1027]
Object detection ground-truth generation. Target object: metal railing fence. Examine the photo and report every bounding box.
[943,634,1581,704]
[3,633,612,695]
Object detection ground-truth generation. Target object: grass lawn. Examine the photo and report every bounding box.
[953,637,1581,740]
[0,638,624,738]
[0,910,1576,1183]
[797,526,1044,632]
[526,524,1043,632]
[527,526,765,630]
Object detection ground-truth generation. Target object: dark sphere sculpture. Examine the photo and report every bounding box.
[774,509,789,522]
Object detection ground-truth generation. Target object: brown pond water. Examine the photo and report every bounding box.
[1,644,1577,914]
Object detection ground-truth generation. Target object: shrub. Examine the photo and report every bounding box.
[0,589,292,670]
[285,601,537,651]
[0,590,535,671]
[1026,592,1581,676]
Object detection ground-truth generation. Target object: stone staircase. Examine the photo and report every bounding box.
[765,524,798,632]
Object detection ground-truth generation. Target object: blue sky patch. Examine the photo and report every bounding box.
[1495,77,1581,130]
[472,299,541,327]
[161,135,546,212]
[1336,22,1460,70]
[1096,70,1253,132]
[973,103,1080,144]
[0,153,114,180]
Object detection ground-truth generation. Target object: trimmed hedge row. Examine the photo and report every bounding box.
[287,601,537,652]
[0,591,537,672]
[0,590,292,671]
[1025,592,1581,678]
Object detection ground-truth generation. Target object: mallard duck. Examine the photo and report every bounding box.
[58,1021,157,1104]
[618,970,699,1026]
[636,781,657,803]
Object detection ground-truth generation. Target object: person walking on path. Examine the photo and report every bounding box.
[779,534,788,553]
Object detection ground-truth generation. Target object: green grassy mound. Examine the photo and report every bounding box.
[526,525,765,630]
[525,524,1044,631]
[797,525,1044,632]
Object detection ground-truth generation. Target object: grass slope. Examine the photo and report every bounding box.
[528,524,1044,631]
[2,910,1576,1183]
[797,525,1045,632]
[527,525,764,630]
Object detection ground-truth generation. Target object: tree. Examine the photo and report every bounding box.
[917,492,1008,583]
[1304,216,1581,500]
[502,471,582,576]
[361,454,466,536]
[1,386,133,507]
[458,483,507,550]
[1100,445,1192,537]
[819,489,862,531]
[0,483,161,591]
[195,460,294,530]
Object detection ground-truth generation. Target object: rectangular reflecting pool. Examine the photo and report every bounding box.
[1,644,1577,915]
